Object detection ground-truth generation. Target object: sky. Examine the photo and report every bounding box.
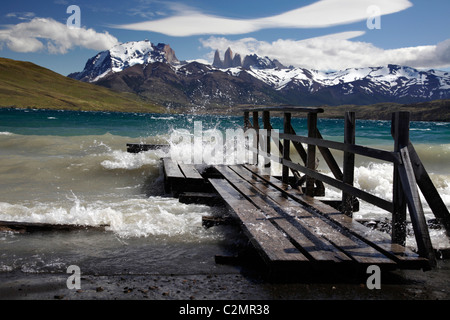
[0,0,449,76]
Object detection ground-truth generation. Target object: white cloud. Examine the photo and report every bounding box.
[5,12,36,21]
[0,18,119,54]
[201,34,450,70]
[113,0,412,36]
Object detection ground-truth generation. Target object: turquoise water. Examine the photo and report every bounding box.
[1,108,448,144]
[0,108,449,275]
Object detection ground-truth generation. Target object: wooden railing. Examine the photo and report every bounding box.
[243,106,450,264]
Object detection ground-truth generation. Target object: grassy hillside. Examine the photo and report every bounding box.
[0,57,166,113]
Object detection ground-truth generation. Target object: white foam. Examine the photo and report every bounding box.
[150,116,175,120]
[101,150,161,170]
[0,195,219,241]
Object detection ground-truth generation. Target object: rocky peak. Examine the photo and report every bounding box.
[155,43,179,65]
[213,47,240,68]
[213,49,223,68]
[69,40,180,82]
[232,53,242,68]
[223,48,234,68]
[212,48,286,69]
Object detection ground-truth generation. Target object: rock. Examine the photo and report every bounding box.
[232,53,242,68]
[223,48,234,68]
[212,50,223,68]
[156,43,179,65]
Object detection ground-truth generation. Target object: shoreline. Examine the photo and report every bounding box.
[1,99,449,122]
[1,259,450,300]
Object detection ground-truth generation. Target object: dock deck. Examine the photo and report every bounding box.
[161,159,429,271]
[131,107,450,273]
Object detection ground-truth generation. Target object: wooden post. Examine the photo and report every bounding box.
[306,112,317,197]
[392,112,408,245]
[398,146,436,267]
[389,117,450,236]
[244,111,251,131]
[342,112,356,217]
[315,128,343,181]
[253,111,259,165]
[263,111,271,168]
[282,112,291,184]
[243,111,253,165]
[289,124,307,165]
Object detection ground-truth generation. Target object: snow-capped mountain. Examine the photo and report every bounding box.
[69,41,450,108]
[247,64,450,101]
[69,40,179,82]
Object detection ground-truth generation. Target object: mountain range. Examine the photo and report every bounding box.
[66,40,449,111]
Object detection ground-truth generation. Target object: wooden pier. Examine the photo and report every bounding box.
[133,107,450,273]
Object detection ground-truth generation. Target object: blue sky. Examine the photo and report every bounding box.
[0,0,449,75]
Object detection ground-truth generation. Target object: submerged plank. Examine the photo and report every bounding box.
[0,221,108,233]
[127,144,170,153]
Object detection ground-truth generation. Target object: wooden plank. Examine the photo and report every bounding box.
[315,128,343,181]
[162,158,185,195]
[342,112,356,217]
[244,111,252,130]
[398,147,436,267]
[282,112,291,184]
[229,165,394,266]
[208,178,309,264]
[214,165,244,183]
[179,192,222,206]
[289,124,307,164]
[211,169,341,265]
[0,221,109,233]
[392,112,408,245]
[278,132,402,164]
[252,111,260,165]
[162,158,184,179]
[226,168,352,264]
[306,112,318,196]
[127,144,170,153]
[262,121,304,192]
[262,111,271,168]
[297,195,428,269]
[244,164,429,269]
[391,112,449,236]
[282,158,394,213]
[178,163,203,180]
